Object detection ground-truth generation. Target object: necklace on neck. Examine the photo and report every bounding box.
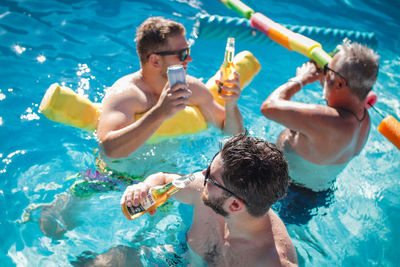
[341,108,367,123]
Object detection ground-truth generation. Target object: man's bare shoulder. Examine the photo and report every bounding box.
[104,73,142,99]
[186,75,215,105]
[293,104,359,137]
[186,75,207,91]
[268,210,298,266]
[102,72,148,111]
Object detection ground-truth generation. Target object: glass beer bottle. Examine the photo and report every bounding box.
[122,173,196,220]
[219,37,236,95]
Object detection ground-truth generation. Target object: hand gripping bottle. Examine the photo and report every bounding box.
[122,173,196,220]
[219,37,236,95]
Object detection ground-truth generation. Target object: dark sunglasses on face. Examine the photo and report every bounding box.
[203,153,247,205]
[323,64,347,85]
[154,47,190,62]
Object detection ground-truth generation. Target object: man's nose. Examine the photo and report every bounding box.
[185,54,193,63]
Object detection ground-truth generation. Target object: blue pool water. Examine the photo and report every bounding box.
[1,0,400,266]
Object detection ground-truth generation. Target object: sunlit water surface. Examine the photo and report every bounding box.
[1,0,399,266]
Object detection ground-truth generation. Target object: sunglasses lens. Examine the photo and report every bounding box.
[180,48,189,61]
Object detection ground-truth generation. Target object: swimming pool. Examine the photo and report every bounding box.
[1,0,399,266]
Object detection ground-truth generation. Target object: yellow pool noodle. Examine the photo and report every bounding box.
[137,105,208,144]
[39,50,261,138]
[39,83,101,132]
[288,33,321,58]
[378,115,400,150]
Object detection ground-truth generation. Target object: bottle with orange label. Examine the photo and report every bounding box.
[121,173,196,220]
[219,37,236,95]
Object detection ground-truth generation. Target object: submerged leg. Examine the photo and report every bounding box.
[71,245,143,267]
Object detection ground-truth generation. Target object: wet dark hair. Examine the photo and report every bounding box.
[135,16,185,65]
[220,131,289,217]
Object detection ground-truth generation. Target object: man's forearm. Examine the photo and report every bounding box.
[223,103,243,135]
[100,108,166,159]
[142,172,172,187]
[275,79,303,101]
[260,80,303,120]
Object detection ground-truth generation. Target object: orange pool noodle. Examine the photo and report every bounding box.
[268,26,291,50]
[378,116,400,150]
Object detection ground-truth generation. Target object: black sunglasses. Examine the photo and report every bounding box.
[203,153,247,205]
[323,64,347,85]
[154,47,190,62]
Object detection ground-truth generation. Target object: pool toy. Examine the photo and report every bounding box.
[218,0,332,67]
[39,83,101,132]
[365,93,400,150]
[369,100,400,151]
[194,14,378,51]
[378,116,400,150]
[39,50,261,142]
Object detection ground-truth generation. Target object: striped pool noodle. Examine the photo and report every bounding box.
[192,14,378,51]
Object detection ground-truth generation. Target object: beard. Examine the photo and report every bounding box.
[201,191,229,217]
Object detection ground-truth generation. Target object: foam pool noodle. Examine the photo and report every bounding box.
[378,116,400,150]
[249,12,332,67]
[288,33,319,56]
[309,47,332,68]
[220,0,333,68]
[219,0,254,19]
[39,51,261,136]
[207,50,261,106]
[39,83,101,133]
[250,13,292,51]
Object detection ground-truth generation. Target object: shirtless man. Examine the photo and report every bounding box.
[261,42,379,192]
[97,16,243,160]
[37,17,243,240]
[121,132,298,266]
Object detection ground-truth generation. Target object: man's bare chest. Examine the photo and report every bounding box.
[186,226,252,266]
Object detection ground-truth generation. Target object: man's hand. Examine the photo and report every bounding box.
[215,71,241,105]
[295,61,323,85]
[155,82,192,119]
[120,182,157,216]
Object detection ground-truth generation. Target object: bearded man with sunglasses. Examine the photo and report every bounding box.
[121,132,298,266]
[97,17,243,160]
[261,42,379,192]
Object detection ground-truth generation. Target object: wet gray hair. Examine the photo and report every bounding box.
[334,41,379,100]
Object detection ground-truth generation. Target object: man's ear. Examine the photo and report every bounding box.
[228,198,245,213]
[148,54,161,68]
[336,77,346,89]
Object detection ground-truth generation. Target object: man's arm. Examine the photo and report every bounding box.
[261,62,333,137]
[120,171,204,214]
[97,80,191,159]
[188,73,243,135]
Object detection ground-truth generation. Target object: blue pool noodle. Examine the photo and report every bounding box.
[193,14,378,50]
